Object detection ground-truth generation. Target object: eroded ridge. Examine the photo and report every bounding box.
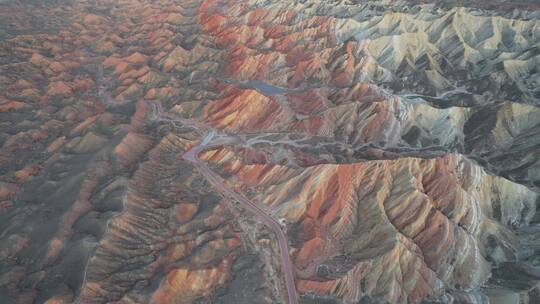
[1,0,540,303]
[152,100,300,303]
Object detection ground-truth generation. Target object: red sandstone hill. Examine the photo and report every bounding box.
[0,0,539,304]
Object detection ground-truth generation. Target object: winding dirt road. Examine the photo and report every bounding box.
[151,102,300,304]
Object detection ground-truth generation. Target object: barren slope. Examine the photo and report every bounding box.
[0,0,539,304]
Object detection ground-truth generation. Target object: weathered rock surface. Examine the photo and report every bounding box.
[0,0,539,304]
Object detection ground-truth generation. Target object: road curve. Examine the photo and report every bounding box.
[182,132,300,304]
